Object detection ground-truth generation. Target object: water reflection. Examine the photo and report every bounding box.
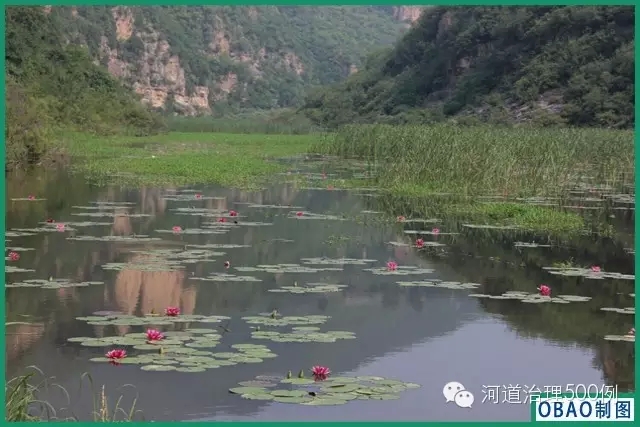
[5,168,635,421]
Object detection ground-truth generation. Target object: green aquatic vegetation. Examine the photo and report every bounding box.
[70,212,152,218]
[155,228,229,235]
[396,280,481,290]
[461,224,520,230]
[600,307,635,315]
[5,231,38,237]
[363,266,435,276]
[242,314,331,327]
[403,229,457,235]
[235,264,343,273]
[469,291,592,304]
[83,333,276,372]
[91,201,137,206]
[514,242,552,248]
[11,226,76,233]
[229,374,420,405]
[288,212,347,221]
[4,247,35,252]
[162,195,226,201]
[40,221,113,227]
[130,249,225,263]
[268,282,347,294]
[6,278,104,289]
[5,266,36,273]
[72,205,134,210]
[10,197,46,201]
[603,334,635,342]
[75,313,231,326]
[251,327,355,343]
[67,235,162,242]
[246,204,305,209]
[300,257,377,266]
[102,260,184,272]
[191,273,262,282]
[204,221,273,227]
[542,267,634,281]
[187,244,251,249]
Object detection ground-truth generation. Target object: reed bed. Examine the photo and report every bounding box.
[311,124,635,197]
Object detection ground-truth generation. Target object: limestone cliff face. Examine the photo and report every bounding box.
[48,5,406,114]
[392,6,424,25]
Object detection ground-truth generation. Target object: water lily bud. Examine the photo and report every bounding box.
[298,369,305,378]
[286,370,292,379]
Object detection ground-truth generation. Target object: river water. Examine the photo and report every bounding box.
[5,165,635,421]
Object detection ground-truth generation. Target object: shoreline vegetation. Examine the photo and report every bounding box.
[5,367,142,422]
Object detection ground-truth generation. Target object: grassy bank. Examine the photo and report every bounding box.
[309,124,634,235]
[61,131,316,189]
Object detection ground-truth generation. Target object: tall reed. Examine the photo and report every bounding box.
[311,124,635,197]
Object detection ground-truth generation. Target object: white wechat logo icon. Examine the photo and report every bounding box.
[443,381,474,408]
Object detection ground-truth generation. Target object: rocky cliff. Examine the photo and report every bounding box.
[46,6,419,115]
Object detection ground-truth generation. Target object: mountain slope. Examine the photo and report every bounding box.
[300,6,634,128]
[47,6,417,115]
[5,6,163,170]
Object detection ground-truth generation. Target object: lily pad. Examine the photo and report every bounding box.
[363,266,435,276]
[191,273,262,282]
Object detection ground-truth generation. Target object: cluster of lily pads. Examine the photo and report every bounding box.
[268,282,347,294]
[396,280,482,290]
[600,307,635,315]
[542,266,635,281]
[363,266,434,276]
[242,313,331,328]
[191,273,262,282]
[76,313,231,327]
[229,374,420,405]
[236,264,343,274]
[252,326,356,343]
[469,291,592,304]
[6,278,104,289]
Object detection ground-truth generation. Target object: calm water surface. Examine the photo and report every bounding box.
[5,167,635,421]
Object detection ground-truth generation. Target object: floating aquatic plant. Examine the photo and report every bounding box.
[268,282,347,294]
[11,197,45,201]
[600,307,635,315]
[75,313,231,326]
[83,332,277,372]
[72,205,134,211]
[130,249,225,263]
[70,212,152,218]
[242,314,331,327]
[514,242,552,248]
[5,231,36,237]
[363,266,434,276]
[235,264,343,274]
[603,333,635,342]
[247,204,305,209]
[300,257,377,266]
[396,281,481,290]
[187,244,251,249]
[155,228,229,235]
[40,221,112,227]
[162,195,225,201]
[403,229,455,235]
[469,291,592,304]
[5,266,36,273]
[462,224,519,230]
[6,278,104,289]
[288,212,346,221]
[251,327,355,343]
[542,266,634,280]
[204,221,272,227]
[67,235,162,243]
[102,260,185,272]
[228,374,420,405]
[191,273,262,282]
[10,226,76,233]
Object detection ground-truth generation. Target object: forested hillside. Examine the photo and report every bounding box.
[47,6,415,115]
[300,6,634,128]
[5,6,163,170]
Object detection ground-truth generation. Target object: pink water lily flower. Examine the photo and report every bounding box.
[387,261,398,271]
[172,226,182,233]
[537,285,551,297]
[164,306,180,317]
[27,195,35,200]
[8,251,20,261]
[195,193,202,199]
[218,217,227,223]
[229,210,238,217]
[106,349,127,365]
[55,223,65,232]
[590,266,601,272]
[296,211,304,217]
[146,329,164,342]
[415,238,425,248]
[432,228,440,234]
[311,365,331,381]
[397,215,405,222]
